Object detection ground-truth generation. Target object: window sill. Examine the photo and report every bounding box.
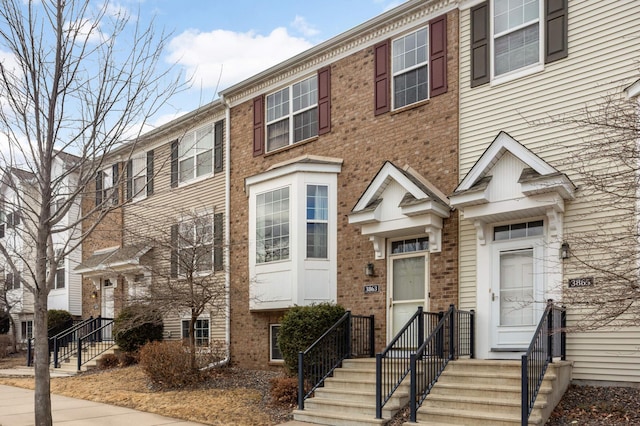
[176,172,215,189]
[390,98,430,115]
[264,136,318,157]
[490,63,544,87]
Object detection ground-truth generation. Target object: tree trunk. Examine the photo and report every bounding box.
[189,314,197,371]
[33,288,52,425]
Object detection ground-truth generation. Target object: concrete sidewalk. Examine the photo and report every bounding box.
[0,384,207,426]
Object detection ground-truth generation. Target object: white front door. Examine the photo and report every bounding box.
[491,241,544,351]
[389,240,429,341]
[102,279,115,339]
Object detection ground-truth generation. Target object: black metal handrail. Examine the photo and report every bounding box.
[297,311,374,410]
[409,305,475,422]
[521,300,566,426]
[77,319,115,371]
[52,316,110,368]
[375,307,441,419]
[27,317,88,367]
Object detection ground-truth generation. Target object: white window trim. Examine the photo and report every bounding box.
[178,213,215,277]
[306,184,329,260]
[256,186,290,265]
[489,0,545,85]
[269,324,284,362]
[130,154,148,202]
[391,26,430,110]
[181,314,211,347]
[265,75,318,152]
[178,123,215,186]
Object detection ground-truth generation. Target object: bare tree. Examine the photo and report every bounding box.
[553,86,640,330]
[0,0,182,423]
[124,208,226,370]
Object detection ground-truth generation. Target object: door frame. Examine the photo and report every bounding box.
[490,236,545,353]
[386,237,430,342]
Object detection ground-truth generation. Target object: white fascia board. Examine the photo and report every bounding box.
[520,177,576,200]
[457,132,558,192]
[360,215,442,238]
[449,187,491,208]
[348,207,381,225]
[625,78,640,99]
[245,159,342,191]
[353,163,431,211]
[400,200,450,218]
[461,194,565,221]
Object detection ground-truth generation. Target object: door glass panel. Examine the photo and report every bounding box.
[393,257,425,301]
[500,249,534,326]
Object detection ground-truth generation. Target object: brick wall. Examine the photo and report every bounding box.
[229,10,460,369]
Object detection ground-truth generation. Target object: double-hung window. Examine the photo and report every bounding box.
[54,261,65,289]
[178,215,213,275]
[266,76,318,152]
[270,324,283,362]
[256,187,290,263]
[6,271,20,290]
[182,318,210,346]
[21,320,33,340]
[96,164,118,207]
[126,151,154,201]
[393,28,429,108]
[306,185,328,259]
[493,0,541,77]
[179,124,213,184]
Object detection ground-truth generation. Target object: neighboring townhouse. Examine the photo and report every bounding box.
[451,0,640,384]
[77,101,228,348]
[1,153,83,342]
[221,0,460,369]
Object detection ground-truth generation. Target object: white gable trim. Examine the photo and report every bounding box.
[456,132,559,193]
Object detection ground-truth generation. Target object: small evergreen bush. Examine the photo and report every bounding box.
[113,305,163,353]
[278,303,346,374]
[47,310,73,337]
[0,310,10,334]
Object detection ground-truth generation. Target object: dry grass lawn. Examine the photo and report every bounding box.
[0,354,291,426]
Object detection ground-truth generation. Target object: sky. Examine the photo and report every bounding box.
[131,0,407,127]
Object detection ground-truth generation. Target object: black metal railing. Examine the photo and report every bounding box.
[77,319,115,371]
[27,318,83,366]
[375,307,441,419]
[521,301,566,426]
[409,305,475,422]
[298,311,374,410]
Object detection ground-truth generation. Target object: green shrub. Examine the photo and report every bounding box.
[47,310,73,337]
[113,305,163,353]
[278,303,346,374]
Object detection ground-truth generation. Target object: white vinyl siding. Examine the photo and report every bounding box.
[459,1,640,381]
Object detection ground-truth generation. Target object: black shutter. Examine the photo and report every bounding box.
[317,66,331,135]
[111,163,119,205]
[470,2,490,87]
[170,224,178,278]
[374,39,390,115]
[95,170,103,206]
[213,213,223,272]
[214,120,223,173]
[545,0,568,63]
[253,96,264,156]
[170,140,179,188]
[147,150,154,196]
[429,14,448,97]
[126,160,133,201]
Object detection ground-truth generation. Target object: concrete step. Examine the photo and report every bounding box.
[429,381,552,403]
[415,406,543,426]
[292,409,387,426]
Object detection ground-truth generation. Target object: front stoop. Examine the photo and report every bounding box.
[50,343,118,375]
[292,358,407,426]
[412,359,573,426]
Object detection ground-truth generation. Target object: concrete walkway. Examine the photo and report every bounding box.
[0,384,207,426]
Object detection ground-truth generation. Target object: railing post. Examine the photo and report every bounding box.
[449,304,455,359]
[369,314,375,357]
[346,311,352,358]
[409,353,417,423]
[375,353,382,419]
[521,354,528,426]
[298,351,304,410]
[547,300,554,362]
[26,339,32,367]
[77,336,82,372]
[437,310,444,358]
[470,309,475,359]
[417,306,424,349]
[53,337,59,368]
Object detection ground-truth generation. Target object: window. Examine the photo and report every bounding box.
[391,237,429,254]
[494,220,543,241]
[178,215,214,274]
[270,324,283,362]
[21,320,33,340]
[256,187,290,263]
[470,1,568,87]
[5,271,20,290]
[179,124,213,184]
[0,223,4,238]
[493,0,540,76]
[5,210,20,229]
[182,318,210,346]
[54,264,65,289]
[266,75,318,152]
[306,185,328,259]
[393,28,429,108]
[51,198,65,216]
[96,164,118,207]
[126,150,154,201]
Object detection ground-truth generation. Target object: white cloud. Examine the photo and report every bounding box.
[291,15,320,37]
[166,27,313,93]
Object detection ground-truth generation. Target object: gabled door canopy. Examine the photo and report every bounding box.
[349,162,450,259]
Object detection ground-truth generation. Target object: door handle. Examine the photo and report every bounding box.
[389,297,393,308]
[492,292,496,301]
